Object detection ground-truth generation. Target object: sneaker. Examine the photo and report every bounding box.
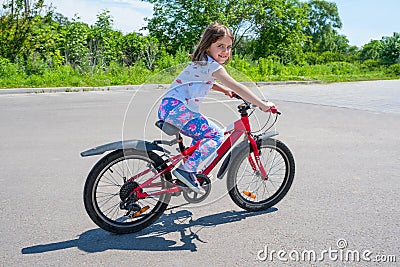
[172,168,206,195]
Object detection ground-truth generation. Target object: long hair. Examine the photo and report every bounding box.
[192,24,234,64]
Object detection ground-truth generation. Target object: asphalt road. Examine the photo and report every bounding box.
[1,81,399,266]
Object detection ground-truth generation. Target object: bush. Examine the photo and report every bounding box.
[318,51,346,64]
[24,53,51,75]
[384,64,400,76]
[304,52,319,65]
[0,57,22,78]
[1,51,399,88]
[326,62,358,75]
[361,59,382,71]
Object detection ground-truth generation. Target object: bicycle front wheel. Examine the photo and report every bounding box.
[227,139,295,211]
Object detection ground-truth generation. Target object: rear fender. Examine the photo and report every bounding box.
[80,140,168,157]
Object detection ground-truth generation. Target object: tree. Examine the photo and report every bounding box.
[0,0,50,60]
[122,33,160,69]
[143,0,259,53]
[144,0,311,64]
[26,14,63,69]
[88,10,123,69]
[360,33,400,65]
[380,32,400,65]
[250,0,308,64]
[303,0,347,53]
[360,40,383,62]
[122,32,145,66]
[59,16,91,68]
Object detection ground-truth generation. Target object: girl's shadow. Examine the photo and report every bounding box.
[22,208,277,254]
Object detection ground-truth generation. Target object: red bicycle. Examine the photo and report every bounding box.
[81,94,295,234]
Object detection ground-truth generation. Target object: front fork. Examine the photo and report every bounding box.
[248,135,268,180]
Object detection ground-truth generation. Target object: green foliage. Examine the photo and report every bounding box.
[361,59,381,71]
[250,0,308,64]
[360,40,383,61]
[0,53,398,88]
[0,0,43,60]
[89,10,123,68]
[226,55,396,82]
[144,0,260,53]
[360,33,400,66]
[60,16,91,68]
[122,32,146,66]
[303,0,347,53]
[0,0,399,89]
[385,64,400,76]
[380,33,400,65]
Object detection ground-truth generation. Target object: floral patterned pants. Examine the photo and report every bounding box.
[158,97,224,172]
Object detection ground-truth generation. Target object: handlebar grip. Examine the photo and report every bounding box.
[232,93,242,100]
[269,106,281,115]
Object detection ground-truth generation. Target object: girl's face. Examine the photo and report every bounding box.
[207,35,233,64]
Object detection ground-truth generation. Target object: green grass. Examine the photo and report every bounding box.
[0,57,399,89]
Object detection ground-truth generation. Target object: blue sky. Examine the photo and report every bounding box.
[49,0,399,47]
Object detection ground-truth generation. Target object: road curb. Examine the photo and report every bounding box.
[0,81,324,95]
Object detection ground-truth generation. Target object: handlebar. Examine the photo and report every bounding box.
[232,93,281,115]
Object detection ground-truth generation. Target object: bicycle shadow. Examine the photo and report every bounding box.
[21,207,277,254]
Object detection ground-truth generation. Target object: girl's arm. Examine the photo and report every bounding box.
[211,83,234,97]
[213,67,275,112]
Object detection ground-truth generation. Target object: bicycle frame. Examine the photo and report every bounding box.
[126,105,268,199]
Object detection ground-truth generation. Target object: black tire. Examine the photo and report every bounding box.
[83,149,171,234]
[227,139,295,211]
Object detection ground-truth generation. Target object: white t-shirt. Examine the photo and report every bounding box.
[163,56,222,112]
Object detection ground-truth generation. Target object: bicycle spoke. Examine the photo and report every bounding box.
[102,171,122,187]
[107,167,124,183]
[102,201,120,217]
[89,152,169,229]
[233,143,290,204]
[96,192,119,207]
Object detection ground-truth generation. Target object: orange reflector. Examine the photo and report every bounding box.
[133,206,150,217]
[243,190,256,199]
[141,206,150,213]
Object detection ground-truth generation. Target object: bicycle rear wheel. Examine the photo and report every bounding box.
[83,149,171,234]
[227,139,295,211]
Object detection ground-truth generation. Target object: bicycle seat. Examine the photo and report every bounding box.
[155,120,181,136]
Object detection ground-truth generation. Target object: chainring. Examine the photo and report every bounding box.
[182,174,212,203]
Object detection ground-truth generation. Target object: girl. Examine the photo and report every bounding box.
[158,24,275,194]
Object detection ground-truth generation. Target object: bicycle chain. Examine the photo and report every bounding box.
[165,202,191,211]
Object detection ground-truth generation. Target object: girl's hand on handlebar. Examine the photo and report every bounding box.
[232,93,280,114]
[224,89,235,98]
[260,100,278,114]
